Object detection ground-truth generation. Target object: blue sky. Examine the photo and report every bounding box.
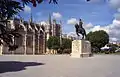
[19,0,120,42]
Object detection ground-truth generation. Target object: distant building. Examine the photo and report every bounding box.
[109,42,120,46]
[116,42,120,47]
[1,18,46,55]
[0,14,62,55]
[62,33,76,41]
[41,14,62,54]
[45,14,61,40]
[62,34,67,38]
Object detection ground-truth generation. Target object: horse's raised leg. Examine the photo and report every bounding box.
[53,0,58,4]
[76,32,80,40]
[49,0,52,4]
[82,34,84,39]
[76,32,79,36]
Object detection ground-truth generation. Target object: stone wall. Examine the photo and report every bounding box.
[1,20,46,55]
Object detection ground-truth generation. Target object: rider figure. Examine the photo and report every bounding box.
[78,19,84,34]
[79,19,83,28]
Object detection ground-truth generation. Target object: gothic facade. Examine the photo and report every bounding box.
[0,14,61,55]
[1,18,45,55]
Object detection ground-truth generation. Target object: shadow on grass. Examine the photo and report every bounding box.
[0,61,45,73]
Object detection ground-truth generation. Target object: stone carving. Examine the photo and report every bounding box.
[71,40,92,58]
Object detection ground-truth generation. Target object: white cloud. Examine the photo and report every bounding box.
[109,0,120,9]
[52,12,62,19]
[82,22,108,34]
[114,13,120,20]
[40,21,47,25]
[109,0,120,22]
[110,37,118,42]
[67,32,77,37]
[67,32,82,39]
[90,19,120,42]
[91,25,109,33]
[109,20,120,42]
[67,18,78,25]
[24,5,31,13]
[112,19,120,25]
[117,8,120,12]
[84,23,94,29]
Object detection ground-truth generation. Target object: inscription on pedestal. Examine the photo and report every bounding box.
[72,40,80,53]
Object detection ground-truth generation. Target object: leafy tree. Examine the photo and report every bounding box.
[86,30,109,52]
[0,0,23,21]
[47,36,60,51]
[47,37,72,54]
[0,0,23,51]
[60,38,72,54]
[107,43,118,48]
[62,38,72,49]
[21,0,58,7]
[21,0,90,7]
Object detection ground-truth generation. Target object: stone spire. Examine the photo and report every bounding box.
[29,12,33,23]
[49,13,52,25]
[53,19,56,24]
[48,13,52,36]
[52,19,56,36]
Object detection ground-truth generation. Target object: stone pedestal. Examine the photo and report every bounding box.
[71,40,92,58]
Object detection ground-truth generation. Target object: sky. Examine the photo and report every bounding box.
[19,0,120,42]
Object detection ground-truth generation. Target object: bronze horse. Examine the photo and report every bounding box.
[75,19,86,39]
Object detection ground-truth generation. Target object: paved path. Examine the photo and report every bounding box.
[0,55,120,77]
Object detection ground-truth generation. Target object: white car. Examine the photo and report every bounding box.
[115,48,120,52]
[101,46,111,51]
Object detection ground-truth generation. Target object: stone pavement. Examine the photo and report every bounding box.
[0,55,120,77]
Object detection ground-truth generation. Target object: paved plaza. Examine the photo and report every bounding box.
[0,55,120,77]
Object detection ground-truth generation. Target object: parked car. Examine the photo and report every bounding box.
[115,48,120,52]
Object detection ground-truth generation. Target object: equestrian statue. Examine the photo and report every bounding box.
[75,19,86,39]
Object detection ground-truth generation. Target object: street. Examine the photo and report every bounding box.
[0,55,120,77]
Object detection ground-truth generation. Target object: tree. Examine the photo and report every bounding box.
[47,36,60,51]
[62,38,72,49]
[47,37,72,54]
[21,0,90,7]
[60,38,72,54]
[86,30,109,53]
[21,0,58,7]
[0,0,23,51]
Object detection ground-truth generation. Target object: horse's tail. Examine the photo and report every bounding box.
[83,29,87,39]
[85,31,87,36]
[85,33,87,38]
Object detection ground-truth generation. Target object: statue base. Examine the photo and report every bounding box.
[71,40,92,58]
